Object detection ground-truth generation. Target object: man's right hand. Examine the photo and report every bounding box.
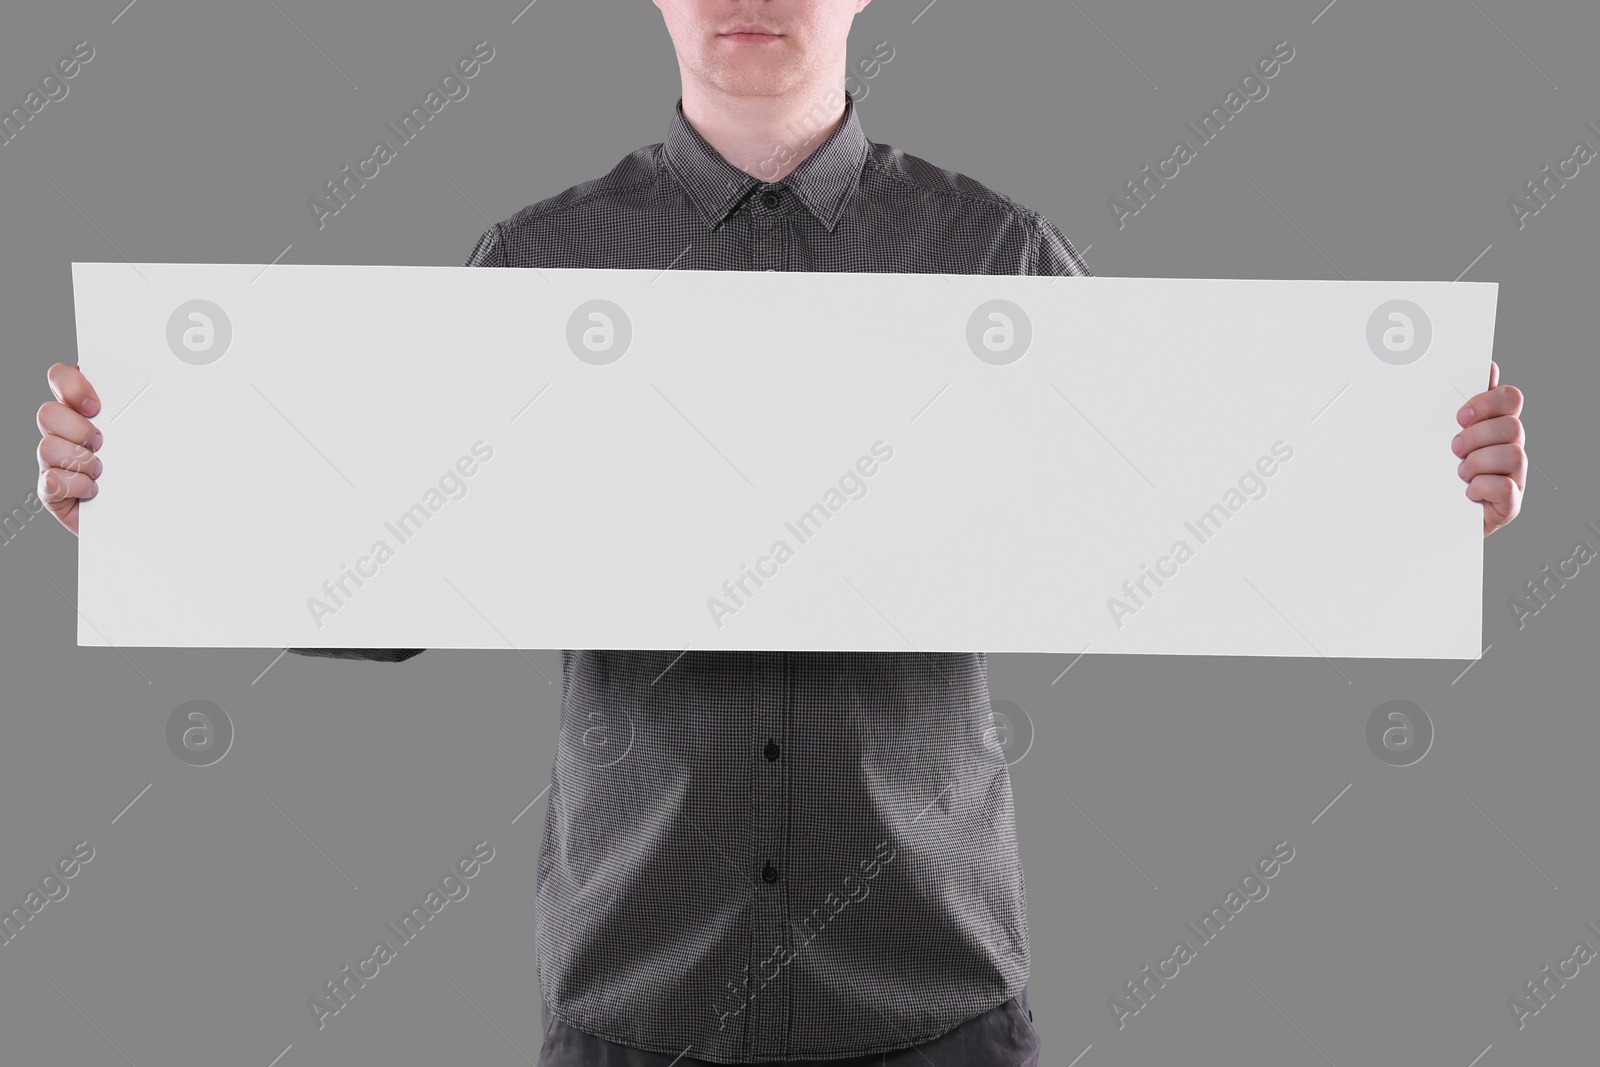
[36,363,103,536]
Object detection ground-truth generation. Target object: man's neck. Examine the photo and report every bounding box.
[679,81,848,183]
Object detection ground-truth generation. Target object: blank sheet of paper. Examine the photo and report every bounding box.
[71,264,1494,658]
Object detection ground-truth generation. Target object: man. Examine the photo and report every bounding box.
[35,1,1528,1063]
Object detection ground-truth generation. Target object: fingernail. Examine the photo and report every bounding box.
[81,398,99,416]
[90,457,103,478]
[1451,434,1464,456]
[1457,460,1468,480]
[89,431,102,451]
[1458,406,1476,425]
[86,481,98,498]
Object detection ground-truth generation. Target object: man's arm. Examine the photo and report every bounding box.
[285,226,508,664]
[288,647,424,661]
[1031,212,1093,278]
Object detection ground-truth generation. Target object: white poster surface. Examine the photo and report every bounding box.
[72,264,1494,658]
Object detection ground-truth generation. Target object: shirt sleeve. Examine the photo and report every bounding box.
[1030,212,1093,278]
[463,223,507,268]
[285,228,508,665]
[287,647,424,662]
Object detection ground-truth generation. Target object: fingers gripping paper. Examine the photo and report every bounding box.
[71,265,1494,658]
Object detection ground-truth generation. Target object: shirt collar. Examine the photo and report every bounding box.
[663,90,869,234]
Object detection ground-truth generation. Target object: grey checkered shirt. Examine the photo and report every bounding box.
[293,90,1090,1062]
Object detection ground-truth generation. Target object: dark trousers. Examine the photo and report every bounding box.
[536,987,1038,1066]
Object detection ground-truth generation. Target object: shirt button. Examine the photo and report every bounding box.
[761,861,779,884]
[761,190,780,208]
[763,739,781,761]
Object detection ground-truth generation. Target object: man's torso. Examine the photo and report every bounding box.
[467,92,1088,1062]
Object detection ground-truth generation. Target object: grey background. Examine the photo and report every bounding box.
[2,1,1596,1064]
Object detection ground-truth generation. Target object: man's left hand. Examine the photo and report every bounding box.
[1453,360,1526,537]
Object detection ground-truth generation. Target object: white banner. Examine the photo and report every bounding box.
[72,264,1494,658]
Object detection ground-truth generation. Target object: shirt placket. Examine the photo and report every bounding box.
[746,186,794,1059]
[749,183,789,271]
[747,648,791,1058]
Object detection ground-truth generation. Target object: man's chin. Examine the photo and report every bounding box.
[703,61,801,97]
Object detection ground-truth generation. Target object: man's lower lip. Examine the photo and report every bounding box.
[720,33,782,43]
